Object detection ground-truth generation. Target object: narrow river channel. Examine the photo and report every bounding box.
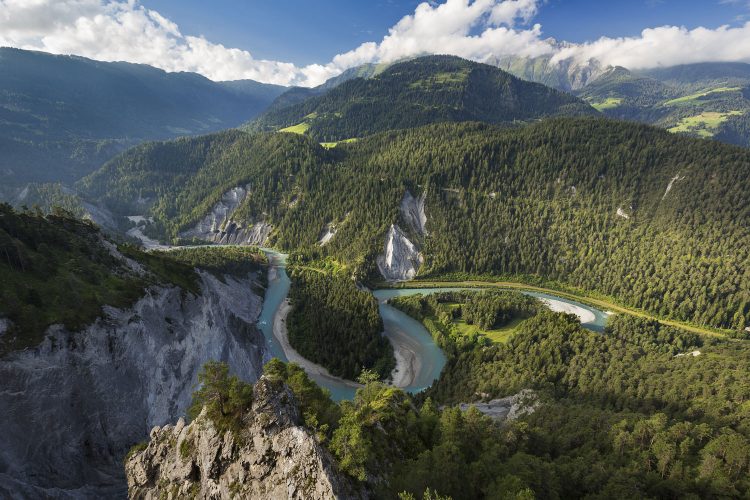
[257,250,609,401]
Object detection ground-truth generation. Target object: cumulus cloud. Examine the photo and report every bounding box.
[0,0,334,86]
[553,22,750,69]
[2,0,750,87]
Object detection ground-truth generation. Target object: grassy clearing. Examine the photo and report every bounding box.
[591,97,623,111]
[453,316,525,344]
[320,138,358,149]
[664,87,742,106]
[279,121,310,134]
[409,69,469,90]
[667,111,744,138]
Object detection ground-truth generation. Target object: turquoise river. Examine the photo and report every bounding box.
[257,250,609,401]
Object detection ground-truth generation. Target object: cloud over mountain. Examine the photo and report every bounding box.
[2,0,750,87]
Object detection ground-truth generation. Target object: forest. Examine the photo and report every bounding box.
[206,300,750,500]
[80,118,750,331]
[286,268,395,380]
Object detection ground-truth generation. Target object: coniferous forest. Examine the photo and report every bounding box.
[81,118,750,331]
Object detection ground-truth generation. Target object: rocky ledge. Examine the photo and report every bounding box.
[125,377,361,500]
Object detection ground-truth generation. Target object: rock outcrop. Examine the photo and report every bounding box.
[377,190,428,281]
[180,185,273,246]
[400,190,427,236]
[457,390,538,422]
[318,222,337,246]
[126,378,361,500]
[0,272,268,499]
[377,224,423,282]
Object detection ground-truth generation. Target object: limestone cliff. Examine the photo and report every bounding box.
[376,224,423,282]
[0,272,268,499]
[125,377,361,500]
[377,190,428,281]
[400,190,427,237]
[180,185,273,246]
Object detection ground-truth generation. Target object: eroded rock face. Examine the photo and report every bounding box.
[0,272,267,499]
[376,190,428,281]
[457,390,538,422]
[400,190,427,236]
[126,378,361,500]
[180,185,273,246]
[377,224,423,282]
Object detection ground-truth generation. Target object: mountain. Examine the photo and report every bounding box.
[491,53,608,91]
[641,62,750,89]
[574,63,750,146]
[248,55,597,142]
[576,66,678,121]
[0,48,286,192]
[80,118,750,331]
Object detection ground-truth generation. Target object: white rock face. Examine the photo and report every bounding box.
[318,222,336,246]
[80,200,117,230]
[663,174,686,199]
[180,185,273,246]
[675,350,702,358]
[400,190,428,236]
[0,272,268,498]
[377,224,423,282]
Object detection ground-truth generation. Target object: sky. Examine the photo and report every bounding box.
[1,0,750,87]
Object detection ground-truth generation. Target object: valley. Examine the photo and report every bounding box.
[1,38,750,499]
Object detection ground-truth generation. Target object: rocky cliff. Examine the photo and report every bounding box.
[180,185,273,246]
[0,271,268,499]
[376,224,423,282]
[377,190,428,281]
[400,190,427,237]
[125,377,361,500]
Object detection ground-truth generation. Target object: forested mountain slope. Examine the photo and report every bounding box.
[80,118,750,331]
[576,63,750,147]
[248,55,597,141]
[0,48,286,191]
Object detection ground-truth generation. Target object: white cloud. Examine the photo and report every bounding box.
[552,22,750,69]
[1,0,750,87]
[0,0,330,86]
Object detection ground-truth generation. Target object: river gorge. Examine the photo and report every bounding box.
[259,250,610,401]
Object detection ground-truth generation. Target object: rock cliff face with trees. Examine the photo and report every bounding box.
[0,207,270,497]
[125,374,361,500]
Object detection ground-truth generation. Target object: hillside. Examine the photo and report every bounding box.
[576,63,750,146]
[0,48,286,191]
[79,118,750,332]
[248,55,597,141]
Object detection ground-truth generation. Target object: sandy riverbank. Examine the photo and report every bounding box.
[383,320,421,388]
[540,298,597,324]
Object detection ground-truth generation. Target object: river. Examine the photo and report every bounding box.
[257,250,609,401]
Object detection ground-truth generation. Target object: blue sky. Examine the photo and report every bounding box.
[142,0,749,65]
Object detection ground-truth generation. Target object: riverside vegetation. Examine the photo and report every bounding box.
[180,305,750,500]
